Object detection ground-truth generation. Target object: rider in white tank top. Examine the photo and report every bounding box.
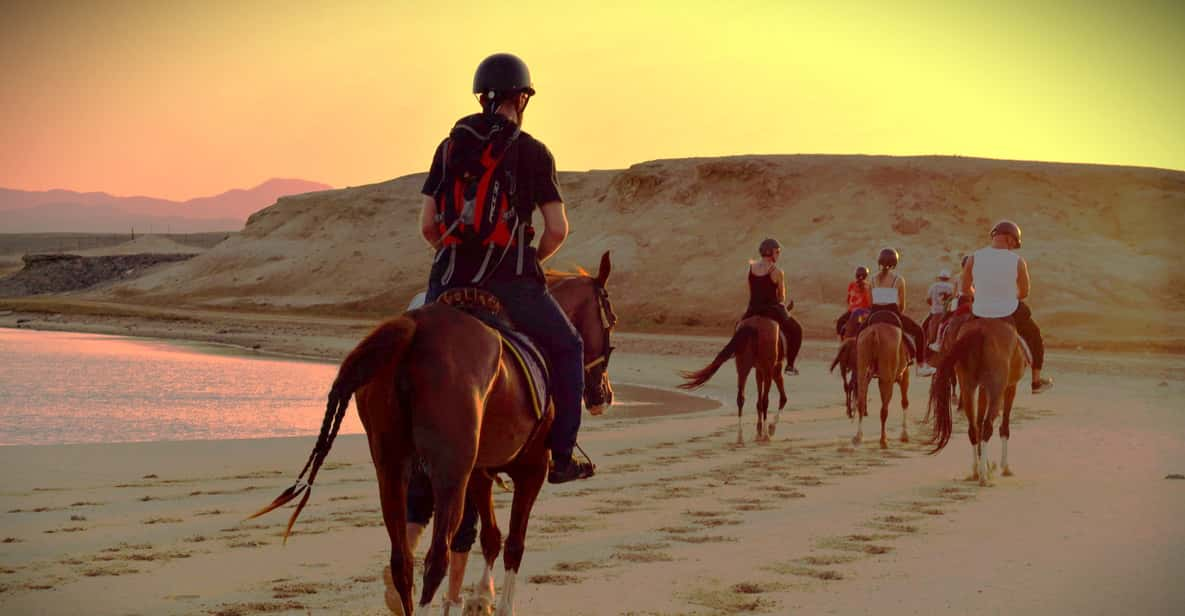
[971,247,1019,318]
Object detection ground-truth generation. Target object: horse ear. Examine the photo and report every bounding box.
[595,251,612,287]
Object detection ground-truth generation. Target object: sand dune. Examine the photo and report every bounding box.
[92,155,1185,350]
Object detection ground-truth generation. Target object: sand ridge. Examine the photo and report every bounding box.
[85,154,1185,350]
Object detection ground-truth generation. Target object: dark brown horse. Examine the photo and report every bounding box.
[852,322,911,448]
[250,253,617,615]
[679,316,787,445]
[926,317,1025,486]
[830,309,869,418]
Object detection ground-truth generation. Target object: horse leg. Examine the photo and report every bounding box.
[736,361,751,446]
[975,386,993,486]
[843,366,854,419]
[756,369,771,443]
[1001,383,1017,477]
[418,463,471,609]
[960,377,979,482]
[769,368,788,437]
[853,369,868,447]
[497,448,548,616]
[899,363,911,443]
[877,365,893,450]
[466,473,498,616]
[369,438,413,616]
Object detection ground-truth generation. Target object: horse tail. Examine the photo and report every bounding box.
[248,316,418,540]
[830,338,855,373]
[926,328,983,454]
[679,325,756,390]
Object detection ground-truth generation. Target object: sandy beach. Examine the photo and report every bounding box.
[2,306,1183,615]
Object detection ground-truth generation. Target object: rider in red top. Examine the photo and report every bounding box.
[835,266,872,338]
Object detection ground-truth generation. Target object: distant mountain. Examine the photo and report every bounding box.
[0,179,332,232]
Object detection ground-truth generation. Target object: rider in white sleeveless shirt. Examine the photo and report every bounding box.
[963,220,1054,394]
[971,248,1019,318]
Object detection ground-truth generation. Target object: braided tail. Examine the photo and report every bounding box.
[247,317,417,541]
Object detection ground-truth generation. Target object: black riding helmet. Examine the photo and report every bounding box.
[990,219,1022,248]
[877,248,899,269]
[473,53,535,114]
[854,265,869,280]
[759,238,782,257]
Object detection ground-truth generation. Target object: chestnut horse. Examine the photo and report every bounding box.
[926,317,1024,485]
[250,253,617,615]
[852,321,911,448]
[679,316,787,445]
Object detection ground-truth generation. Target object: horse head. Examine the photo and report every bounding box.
[548,251,617,416]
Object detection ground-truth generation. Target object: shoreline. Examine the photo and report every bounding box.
[3,297,1184,368]
[1,302,1183,614]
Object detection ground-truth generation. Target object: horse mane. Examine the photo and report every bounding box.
[544,266,591,281]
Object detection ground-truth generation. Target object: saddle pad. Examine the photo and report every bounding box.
[866,310,902,329]
[500,333,549,420]
[1015,336,1033,366]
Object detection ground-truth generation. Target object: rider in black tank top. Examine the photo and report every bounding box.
[742,239,803,375]
[748,270,779,309]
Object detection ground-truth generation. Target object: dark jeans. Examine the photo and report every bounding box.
[427,247,585,463]
[868,304,926,364]
[1012,302,1044,370]
[743,303,802,369]
[406,460,477,552]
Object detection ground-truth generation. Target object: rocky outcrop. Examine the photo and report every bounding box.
[0,254,195,297]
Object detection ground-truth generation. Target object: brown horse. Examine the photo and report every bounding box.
[830,337,857,418]
[926,317,1025,486]
[250,253,617,615]
[830,309,870,418]
[852,321,911,448]
[679,316,787,445]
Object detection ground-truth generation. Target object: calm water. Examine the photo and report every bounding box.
[0,328,358,446]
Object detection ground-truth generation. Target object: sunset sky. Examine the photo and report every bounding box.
[1,0,1182,200]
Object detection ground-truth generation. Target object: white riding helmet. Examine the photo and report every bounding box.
[937,269,952,280]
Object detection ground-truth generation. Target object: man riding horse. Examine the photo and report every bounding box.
[418,53,596,481]
[963,220,1054,394]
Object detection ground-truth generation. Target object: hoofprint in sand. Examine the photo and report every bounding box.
[1,320,1183,615]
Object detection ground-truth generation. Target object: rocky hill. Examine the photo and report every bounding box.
[94,155,1185,350]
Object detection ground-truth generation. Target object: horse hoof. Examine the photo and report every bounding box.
[1002,467,1014,477]
[767,424,777,437]
[851,435,862,446]
[465,596,495,616]
[879,439,888,450]
[900,433,910,443]
[383,566,412,615]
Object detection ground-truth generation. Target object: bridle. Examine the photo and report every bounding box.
[582,282,616,406]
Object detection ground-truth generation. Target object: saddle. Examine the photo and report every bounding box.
[437,287,549,419]
[854,309,915,361]
[954,315,1033,366]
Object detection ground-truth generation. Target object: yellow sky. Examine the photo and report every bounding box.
[1,0,1182,200]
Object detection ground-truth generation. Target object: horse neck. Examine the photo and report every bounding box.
[550,278,602,350]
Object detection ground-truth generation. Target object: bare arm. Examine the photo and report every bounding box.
[536,200,568,262]
[419,196,440,249]
[774,268,787,304]
[961,256,974,297]
[1017,256,1031,300]
[896,277,907,313]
